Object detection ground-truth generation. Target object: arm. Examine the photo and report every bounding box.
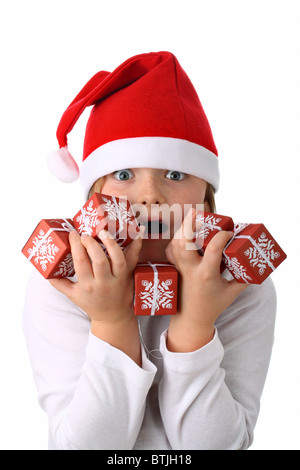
[159,280,276,449]
[23,229,157,450]
[161,209,276,449]
[50,229,144,365]
[165,209,248,352]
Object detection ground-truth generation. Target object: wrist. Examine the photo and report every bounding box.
[91,309,137,339]
[167,315,215,353]
[91,312,142,366]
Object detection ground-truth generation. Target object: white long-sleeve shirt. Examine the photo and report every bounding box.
[22,269,276,450]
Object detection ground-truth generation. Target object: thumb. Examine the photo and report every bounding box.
[201,230,234,276]
[124,226,145,272]
[165,242,176,265]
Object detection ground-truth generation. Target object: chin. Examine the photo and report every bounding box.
[138,239,169,264]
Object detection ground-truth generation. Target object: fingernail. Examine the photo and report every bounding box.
[98,229,108,240]
[195,219,203,230]
[187,207,195,217]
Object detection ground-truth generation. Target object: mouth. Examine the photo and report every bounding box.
[138,219,169,238]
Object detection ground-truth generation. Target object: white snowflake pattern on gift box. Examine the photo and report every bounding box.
[102,197,134,224]
[75,196,135,237]
[195,213,222,240]
[244,232,280,275]
[75,200,100,236]
[27,230,60,272]
[53,253,75,278]
[139,279,175,312]
[223,256,253,283]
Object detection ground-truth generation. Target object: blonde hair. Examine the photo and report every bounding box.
[88,177,105,199]
[88,177,216,213]
[204,183,216,213]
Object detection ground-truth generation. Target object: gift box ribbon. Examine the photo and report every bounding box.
[137,262,175,316]
[28,219,75,262]
[150,264,159,316]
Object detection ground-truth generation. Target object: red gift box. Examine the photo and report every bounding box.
[73,193,139,249]
[134,263,178,316]
[223,223,287,284]
[22,219,75,279]
[194,211,234,253]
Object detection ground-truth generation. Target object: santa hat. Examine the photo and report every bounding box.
[47,51,219,198]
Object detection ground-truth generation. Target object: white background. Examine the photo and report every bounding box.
[0,0,299,450]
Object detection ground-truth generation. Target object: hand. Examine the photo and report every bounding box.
[49,228,145,364]
[50,229,143,321]
[165,208,248,352]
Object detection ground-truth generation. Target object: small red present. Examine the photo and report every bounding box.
[73,193,139,249]
[22,219,75,279]
[134,263,178,316]
[223,223,287,284]
[194,211,234,253]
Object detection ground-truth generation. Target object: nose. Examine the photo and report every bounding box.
[137,175,165,207]
[142,199,159,205]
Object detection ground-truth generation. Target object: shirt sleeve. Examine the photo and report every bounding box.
[158,278,277,450]
[22,270,157,450]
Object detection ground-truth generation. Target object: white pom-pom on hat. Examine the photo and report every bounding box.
[47,146,79,183]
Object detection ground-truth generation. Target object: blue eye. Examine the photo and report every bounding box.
[166,170,186,181]
[114,169,133,181]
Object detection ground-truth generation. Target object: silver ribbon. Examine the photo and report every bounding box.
[137,262,175,316]
[150,264,159,316]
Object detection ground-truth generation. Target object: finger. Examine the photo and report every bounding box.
[202,231,234,276]
[80,233,111,278]
[97,229,127,278]
[69,231,94,282]
[183,207,197,240]
[123,225,145,272]
[173,208,199,263]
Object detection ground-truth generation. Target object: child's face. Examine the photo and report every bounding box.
[101,168,209,262]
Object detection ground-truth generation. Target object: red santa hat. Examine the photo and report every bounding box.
[47,51,219,198]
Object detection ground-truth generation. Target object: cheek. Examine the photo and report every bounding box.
[101,180,130,199]
[101,179,117,195]
[100,179,110,194]
[167,187,207,222]
[187,183,207,206]
[170,188,206,207]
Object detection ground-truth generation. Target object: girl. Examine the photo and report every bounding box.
[23,52,276,450]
